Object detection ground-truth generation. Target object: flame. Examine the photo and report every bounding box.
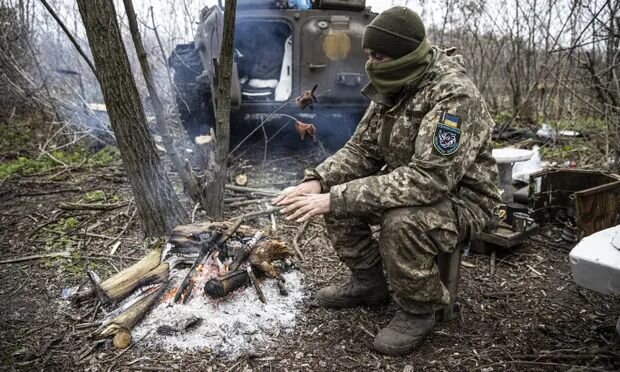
[161,252,232,304]
[161,287,178,304]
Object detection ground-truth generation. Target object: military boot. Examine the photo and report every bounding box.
[316,264,389,308]
[372,310,436,356]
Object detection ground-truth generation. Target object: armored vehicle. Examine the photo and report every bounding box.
[168,0,376,149]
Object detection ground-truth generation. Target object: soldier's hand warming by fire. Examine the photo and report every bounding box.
[272,180,329,222]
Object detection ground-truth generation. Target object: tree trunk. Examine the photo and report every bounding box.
[205,0,237,219]
[76,0,187,236]
[122,0,211,212]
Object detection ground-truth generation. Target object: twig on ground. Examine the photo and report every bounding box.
[17,188,82,197]
[232,206,284,221]
[0,251,71,264]
[226,198,270,208]
[292,220,308,261]
[8,273,30,297]
[106,207,137,248]
[59,201,129,211]
[80,232,115,240]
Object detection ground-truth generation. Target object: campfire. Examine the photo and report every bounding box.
[68,221,304,357]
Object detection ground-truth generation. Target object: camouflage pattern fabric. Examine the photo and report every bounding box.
[306,47,501,313]
[324,199,458,314]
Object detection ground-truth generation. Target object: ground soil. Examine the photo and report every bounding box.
[1,139,619,372]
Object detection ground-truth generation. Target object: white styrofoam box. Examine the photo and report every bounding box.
[569,225,620,295]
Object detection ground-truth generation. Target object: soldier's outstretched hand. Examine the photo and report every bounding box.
[272,180,329,222]
[272,180,321,205]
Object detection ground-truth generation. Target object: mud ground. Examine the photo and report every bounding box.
[1,139,619,371]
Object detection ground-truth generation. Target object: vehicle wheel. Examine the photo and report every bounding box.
[168,42,214,139]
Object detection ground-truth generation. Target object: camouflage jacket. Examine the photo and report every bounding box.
[307,47,501,236]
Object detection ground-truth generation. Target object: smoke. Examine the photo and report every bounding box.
[3,0,216,145]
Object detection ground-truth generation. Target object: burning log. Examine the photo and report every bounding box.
[172,230,223,304]
[204,269,249,298]
[72,220,298,351]
[203,237,294,301]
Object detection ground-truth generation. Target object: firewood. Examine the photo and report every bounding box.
[113,328,132,349]
[173,231,222,304]
[246,266,266,303]
[228,231,264,272]
[204,270,249,298]
[234,174,248,186]
[74,241,165,304]
[93,283,167,339]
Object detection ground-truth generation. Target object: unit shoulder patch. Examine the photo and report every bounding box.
[432,112,462,156]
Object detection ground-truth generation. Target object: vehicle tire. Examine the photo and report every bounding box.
[168,42,214,139]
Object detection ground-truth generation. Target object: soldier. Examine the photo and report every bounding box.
[273,6,500,355]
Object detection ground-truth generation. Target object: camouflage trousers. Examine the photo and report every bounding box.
[324,199,465,314]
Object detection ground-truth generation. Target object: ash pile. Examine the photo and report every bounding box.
[68,221,304,358]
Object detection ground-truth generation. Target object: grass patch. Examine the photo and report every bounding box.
[492,111,513,125]
[544,117,606,131]
[41,217,81,251]
[0,146,121,179]
[0,117,39,149]
[81,189,121,203]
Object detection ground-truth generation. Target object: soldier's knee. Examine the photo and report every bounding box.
[381,207,426,237]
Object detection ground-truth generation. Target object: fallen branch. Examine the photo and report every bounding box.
[16,188,82,197]
[225,184,280,197]
[0,251,71,264]
[59,201,129,211]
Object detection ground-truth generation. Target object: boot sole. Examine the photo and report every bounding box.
[317,294,389,309]
[372,337,424,356]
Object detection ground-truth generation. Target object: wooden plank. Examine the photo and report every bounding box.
[575,180,620,236]
[437,247,462,321]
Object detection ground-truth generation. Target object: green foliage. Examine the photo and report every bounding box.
[81,189,121,203]
[492,111,513,125]
[0,146,121,179]
[88,146,121,166]
[540,141,592,164]
[0,156,55,178]
[84,190,106,202]
[0,117,37,148]
[546,117,606,131]
[38,217,80,250]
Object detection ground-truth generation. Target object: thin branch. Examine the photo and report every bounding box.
[38,0,96,75]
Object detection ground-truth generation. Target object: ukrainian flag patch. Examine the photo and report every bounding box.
[440,112,461,128]
[433,112,462,156]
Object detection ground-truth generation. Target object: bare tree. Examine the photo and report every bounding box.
[76,0,187,236]
[204,0,237,219]
[122,0,211,212]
